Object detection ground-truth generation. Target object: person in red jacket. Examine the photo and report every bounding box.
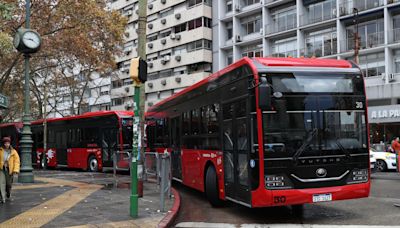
[392,137,400,172]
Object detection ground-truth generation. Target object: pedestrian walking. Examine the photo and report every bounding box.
[392,137,400,172]
[0,137,20,203]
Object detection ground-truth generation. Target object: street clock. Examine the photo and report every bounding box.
[13,28,42,54]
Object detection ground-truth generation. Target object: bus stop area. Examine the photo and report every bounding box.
[0,169,179,228]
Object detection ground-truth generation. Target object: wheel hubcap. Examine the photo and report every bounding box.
[376,161,384,171]
[90,159,98,171]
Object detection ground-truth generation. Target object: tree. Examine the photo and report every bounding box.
[0,0,127,121]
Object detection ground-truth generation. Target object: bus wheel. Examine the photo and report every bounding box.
[88,156,98,172]
[205,166,223,207]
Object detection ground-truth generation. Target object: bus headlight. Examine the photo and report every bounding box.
[265,174,293,189]
[347,169,368,184]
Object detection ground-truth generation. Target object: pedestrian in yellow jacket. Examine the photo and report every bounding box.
[0,137,20,203]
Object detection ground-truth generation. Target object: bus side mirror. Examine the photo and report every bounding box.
[258,77,272,110]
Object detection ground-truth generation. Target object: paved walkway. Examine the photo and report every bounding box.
[0,170,175,228]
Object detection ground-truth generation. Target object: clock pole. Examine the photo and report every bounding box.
[18,0,34,183]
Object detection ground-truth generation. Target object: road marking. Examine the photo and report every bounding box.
[0,177,102,228]
[176,223,400,228]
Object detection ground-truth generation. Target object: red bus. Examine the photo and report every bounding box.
[145,57,370,209]
[31,111,134,171]
[0,122,23,150]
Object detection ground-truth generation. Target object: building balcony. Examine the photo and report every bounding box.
[148,49,212,73]
[146,27,212,54]
[146,4,211,35]
[340,31,384,53]
[265,19,297,35]
[271,49,298,57]
[145,71,209,94]
[299,45,338,58]
[388,28,400,45]
[299,11,336,27]
[265,0,293,8]
[339,0,384,16]
[147,0,186,16]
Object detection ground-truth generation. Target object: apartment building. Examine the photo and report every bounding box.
[110,0,213,111]
[212,0,400,144]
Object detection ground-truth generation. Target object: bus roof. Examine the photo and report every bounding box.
[0,122,23,129]
[146,57,355,115]
[32,111,134,125]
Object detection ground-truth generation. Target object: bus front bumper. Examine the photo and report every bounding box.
[251,182,370,207]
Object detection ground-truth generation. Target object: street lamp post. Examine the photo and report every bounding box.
[353,8,360,64]
[13,0,42,183]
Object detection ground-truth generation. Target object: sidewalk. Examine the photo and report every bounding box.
[0,170,179,228]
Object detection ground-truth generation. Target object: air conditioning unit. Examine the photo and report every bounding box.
[120,67,126,72]
[235,35,242,42]
[161,59,166,65]
[170,33,176,40]
[135,9,139,15]
[161,79,167,85]
[175,13,181,19]
[148,23,153,29]
[260,0,263,4]
[175,55,181,61]
[164,55,171,61]
[161,38,166,44]
[126,10,133,16]
[125,103,132,110]
[161,0,166,4]
[148,4,153,9]
[147,82,153,88]
[175,77,181,83]
[161,18,166,24]
[235,4,240,12]
[259,28,264,35]
[125,87,130,92]
[148,102,154,107]
[124,46,133,53]
[125,32,130,38]
[148,62,153,68]
[148,43,153,48]
[176,34,181,40]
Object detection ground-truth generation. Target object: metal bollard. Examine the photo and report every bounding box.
[160,153,166,212]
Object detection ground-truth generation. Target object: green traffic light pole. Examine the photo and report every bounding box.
[19,0,34,183]
[130,0,147,218]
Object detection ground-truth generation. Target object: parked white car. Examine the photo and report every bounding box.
[370,153,376,172]
[370,148,397,171]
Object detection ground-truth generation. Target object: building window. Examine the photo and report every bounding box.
[227,0,233,12]
[394,50,400,73]
[123,78,133,86]
[147,34,158,42]
[242,43,263,58]
[226,22,233,40]
[188,0,211,7]
[187,39,212,52]
[189,17,203,30]
[346,19,384,51]
[272,37,297,57]
[358,52,385,77]
[112,80,123,88]
[305,0,336,25]
[305,28,337,57]
[226,51,233,65]
[270,8,296,33]
[243,0,260,6]
[112,98,123,106]
[160,69,172,78]
[174,23,187,33]
[242,14,261,35]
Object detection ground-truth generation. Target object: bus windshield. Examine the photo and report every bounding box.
[262,73,367,158]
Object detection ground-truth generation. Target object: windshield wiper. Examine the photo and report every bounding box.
[334,138,352,159]
[293,127,318,163]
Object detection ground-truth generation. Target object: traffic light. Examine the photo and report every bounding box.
[129,57,147,86]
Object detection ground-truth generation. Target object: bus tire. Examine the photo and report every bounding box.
[88,155,98,172]
[205,166,223,207]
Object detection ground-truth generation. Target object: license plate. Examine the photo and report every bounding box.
[313,193,332,202]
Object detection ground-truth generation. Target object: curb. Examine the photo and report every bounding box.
[158,187,181,228]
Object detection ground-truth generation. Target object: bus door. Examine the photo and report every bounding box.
[101,128,118,168]
[222,100,251,204]
[171,117,182,180]
[55,130,68,166]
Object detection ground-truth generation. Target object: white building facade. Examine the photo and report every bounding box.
[212,0,400,144]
